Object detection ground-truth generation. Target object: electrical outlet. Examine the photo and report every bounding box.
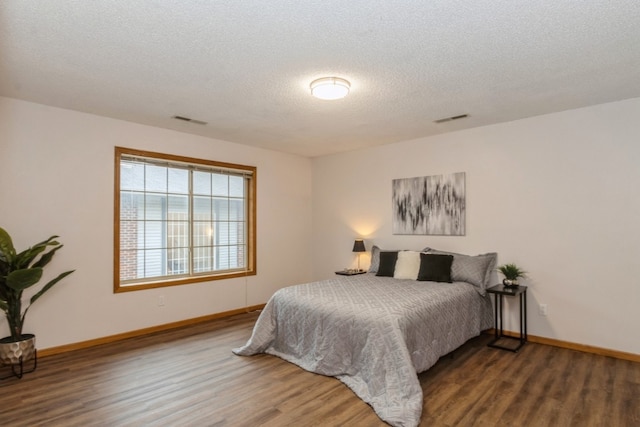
[539,304,548,316]
[158,295,165,307]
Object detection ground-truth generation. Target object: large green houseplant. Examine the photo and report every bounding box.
[0,227,74,367]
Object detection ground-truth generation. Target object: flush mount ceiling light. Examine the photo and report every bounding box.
[310,77,351,100]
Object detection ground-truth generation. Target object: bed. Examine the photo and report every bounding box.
[233,249,496,427]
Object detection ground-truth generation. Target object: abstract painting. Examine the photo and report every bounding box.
[392,172,465,235]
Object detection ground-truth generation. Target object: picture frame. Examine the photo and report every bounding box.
[392,172,465,235]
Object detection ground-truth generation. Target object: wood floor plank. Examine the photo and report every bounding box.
[0,311,638,426]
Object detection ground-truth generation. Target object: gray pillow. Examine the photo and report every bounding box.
[429,249,497,295]
[368,245,381,273]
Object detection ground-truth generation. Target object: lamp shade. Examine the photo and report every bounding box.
[352,239,366,253]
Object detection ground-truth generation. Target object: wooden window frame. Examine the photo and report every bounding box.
[114,147,256,293]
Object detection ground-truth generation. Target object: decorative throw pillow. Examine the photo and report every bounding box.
[417,253,454,282]
[393,251,421,280]
[376,251,399,277]
[430,249,497,294]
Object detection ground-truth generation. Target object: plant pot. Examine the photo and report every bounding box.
[0,334,36,365]
[502,278,519,287]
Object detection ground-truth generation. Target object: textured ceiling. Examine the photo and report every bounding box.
[1,1,640,157]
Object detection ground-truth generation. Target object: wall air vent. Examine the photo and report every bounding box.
[172,115,208,125]
[434,114,469,124]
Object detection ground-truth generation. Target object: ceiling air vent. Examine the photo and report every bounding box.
[172,115,208,125]
[434,114,469,124]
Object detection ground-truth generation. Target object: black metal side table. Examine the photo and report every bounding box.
[486,284,527,352]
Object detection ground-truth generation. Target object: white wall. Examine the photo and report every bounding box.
[0,96,313,349]
[3,95,638,355]
[312,97,640,355]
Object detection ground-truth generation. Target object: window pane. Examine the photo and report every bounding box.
[193,221,213,247]
[228,222,244,245]
[144,249,165,278]
[144,221,165,249]
[194,247,212,273]
[120,250,138,281]
[228,199,244,221]
[168,248,188,275]
[167,221,188,248]
[227,245,244,269]
[212,174,228,196]
[229,175,244,197]
[213,198,229,221]
[168,168,188,194]
[238,246,247,268]
[215,222,230,246]
[214,246,229,270]
[145,194,165,220]
[238,222,246,244]
[146,165,167,193]
[193,196,212,221]
[193,171,211,195]
[168,195,188,217]
[120,221,138,250]
[134,221,146,250]
[121,161,145,191]
[120,191,143,220]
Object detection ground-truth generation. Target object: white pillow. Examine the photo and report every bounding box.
[393,251,421,280]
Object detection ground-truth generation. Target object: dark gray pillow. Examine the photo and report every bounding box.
[376,251,399,277]
[417,253,453,282]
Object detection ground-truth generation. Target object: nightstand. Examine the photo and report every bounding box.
[486,284,527,352]
[335,269,367,276]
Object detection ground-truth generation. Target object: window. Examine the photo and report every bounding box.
[114,147,256,292]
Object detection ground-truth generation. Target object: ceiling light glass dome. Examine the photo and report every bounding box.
[310,77,350,100]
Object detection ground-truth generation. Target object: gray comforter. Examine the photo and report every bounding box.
[233,273,493,427]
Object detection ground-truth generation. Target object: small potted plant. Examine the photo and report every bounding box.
[497,263,526,287]
[0,227,74,376]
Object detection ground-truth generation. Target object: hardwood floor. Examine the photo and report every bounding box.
[0,311,638,426]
